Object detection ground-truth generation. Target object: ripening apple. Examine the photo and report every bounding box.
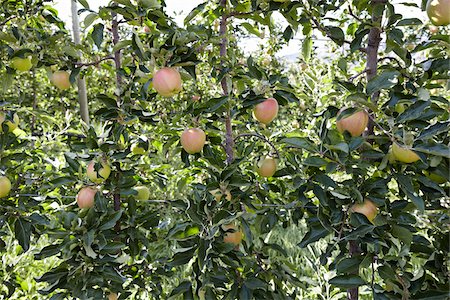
[222,224,243,246]
[256,156,277,177]
[133,186,150,200]
[210,188,232,201]
[51,71,71,90]
[11,57,32,72]
[192,95,201,102]
[108,292,118,300]
[0,112,19,132]
[180,128,206,154]
[392,143,420,163]
[336,108,368,137]
[351,199,378,222]
[76,186,97,209]
[87,159,111,183]
[0,176,12,198]
[253,98,279,125]
[152,67,182,97]
[144,26,151,33]
[426,0,450,26]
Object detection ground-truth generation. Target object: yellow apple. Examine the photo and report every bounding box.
[131,143,147,155]
[0,176,12,198]
[133,186,150,200]
[426,0,450,26]
[152,67,182,97]
[87,159,111,183]
[76,186,97,208]
[336,108,368,137]
[210,188,232,201]
[256,156,277,177]
[51,71,71,90]
[253,98,279,125]
[392,142,420,163]
[180,128,206,154]
[11,57,32,72]
[108,292,118,300]
[351,199,378,222]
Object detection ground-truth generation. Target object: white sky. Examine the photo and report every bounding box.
[52,0,426,61]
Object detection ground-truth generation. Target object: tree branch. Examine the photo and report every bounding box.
[74,56,115,67]
[0,15,17,27]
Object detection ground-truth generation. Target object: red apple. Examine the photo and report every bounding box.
[51,71,71,90]
[351,199,378,222]
[180,128,206,154]
[222,223,242,246]
[336,108,368,137]
[152,67,182,97]
[76,186,97,209]
[256,156,277,177]
[253,98,279,125]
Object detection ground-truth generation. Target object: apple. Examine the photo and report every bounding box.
[144,26,151,33]
[253,98,279,125]
[192,95,201,102]
[336,108,368,137]
[0,176,12,198]
[76,186,97,209]
[180,128,206,154]
[426,0,450,26]
[133,186,150,200]
[392,142,420,163]
[222,223,242,246]
[429,25,439,33]
[108,292,118,300]
[11,57,32,72]
[351,199,378,222]
[51,71,71,90]
[152,67,182,97]
[87,159,111,183]
[300,63,308,70]
[0,112,19,132]
[256,156,277,177]
[131,143,147,155]
[210,188,232,201]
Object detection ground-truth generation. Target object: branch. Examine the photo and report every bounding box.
[74,56,115,67]
[348,4,363,22]
[0,15,17,27]
[234,133,280,158]
[378,56,403,67]
[349,68,368,82]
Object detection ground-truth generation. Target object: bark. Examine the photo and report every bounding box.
[71,0,89,125]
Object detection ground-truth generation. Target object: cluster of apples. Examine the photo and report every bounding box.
[10,56,71,90]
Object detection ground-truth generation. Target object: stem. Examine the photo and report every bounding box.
[111,10,122,106]
[74,56,115,67]
[234,133,280,158]
[219,0,234,164]
[71,0,90,125]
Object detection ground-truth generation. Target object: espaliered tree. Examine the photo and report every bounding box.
[0,0,448,299]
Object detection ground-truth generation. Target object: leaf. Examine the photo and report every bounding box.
[302,36,312,62]
[396,174,424,211]
[98,211,123,231]
[298,224,330,248]
[336,257,363,274]
[170,281,192,297]
[282,137,317,152]
[91,23,104,48]
[414,143,450,159]
[15,217,32,252]
[366,70,400,95]
[83,13,98,28]
[417,122,449,140]
[326,26,345,45]
[391,225,412,245]
[396,100,430,123]
[397,18,422,26]
[378,265,397,281]
[329,275,366,288]
[304,156,328,167]
[344,225,375,240]
[244,278,266,290]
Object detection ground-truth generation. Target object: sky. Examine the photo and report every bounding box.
[52,0,427,62]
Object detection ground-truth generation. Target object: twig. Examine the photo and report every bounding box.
[378,56,403,67]
[367,114,395,140]
[234,133,280,158]
[349,68,369,82]
[348,5,362,22]
[74,56,115,67]
[0,15,17,27]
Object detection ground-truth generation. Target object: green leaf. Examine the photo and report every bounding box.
[326,26,345,45]
[298,224,330,248]
[15,217,32,252]
[378,265,397,281]
[336,257,363,274]
[366,70,400,95]
[304,156,328,167]
[395,174,424,211]
[329,275,366,288]
[392,225,412,246]
[98,211,123,231]
[244,278,266,290]
[83,13,98,28]
[91,23,104,48]
[417,122,449,140]
[282,137,317,152]
[302,36,312,62]
[414,143,450,159]
[397,18,422,26]
[396,101,430,123]
[344,225,375,240]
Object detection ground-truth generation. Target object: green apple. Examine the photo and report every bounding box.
[133,186,150,200]
[0,176,11,198]
[11,57,32,72]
